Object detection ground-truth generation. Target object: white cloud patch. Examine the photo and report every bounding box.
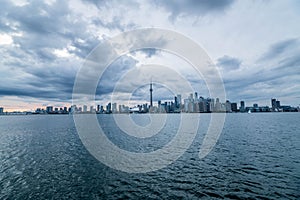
[0,33,13,45]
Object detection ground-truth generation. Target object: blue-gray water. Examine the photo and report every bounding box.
[0,113,299,199]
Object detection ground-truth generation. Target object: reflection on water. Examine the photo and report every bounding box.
[0,113,299,199]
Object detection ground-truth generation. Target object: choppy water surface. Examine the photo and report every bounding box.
[0,113,299,199]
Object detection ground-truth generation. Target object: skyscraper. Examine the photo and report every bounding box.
[46,106,53,113]
[240,101,245,112]
[276,100,280,108]
[194,92,198,102]
[83,105,87,112]
[271,98,276,111]
[150,81,153,107]
[177,94,181,108]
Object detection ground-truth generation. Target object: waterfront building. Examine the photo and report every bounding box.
[271,98,276,111]
[194,92,198,102]
[225,100,232,112]
[184,99,189,112]
[214,98,221,112]
[70,105,77,114]
[240,101,245,112]
[112,103,117,113]
[231,103,238,112]
[90,106,94,113]
[0,107,3,114]
[46,106,53,113]
[188,101,194,113]
[149,81,153,107]
[106,103,111,113]
[174,96,178,108]
[276,100,280,108]
[97,105,101,112]
[199,100,206,113]
[177,94,182,108]
[207,98,214,112]
[83,105,87,112]
[189,93,194,102]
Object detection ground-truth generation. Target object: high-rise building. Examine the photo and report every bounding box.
[188,101,194,113]
[83,105,87,112]
[199,101,206,112]
[215,98,221,112]
[271,98,276,110]
[150,81,153,107]
[106,103,111,113]
[177,94,182,107]
[70,105,76,113]
[184,99,189,112]
[194,92,198,102]
[225,100,232,112]
[276,100,280,108]
[189,93,193,102]
[112,103,117,113]
[0,107,3,114]
[240,101,245,112]
[231,103,238,112]
[46,106,53,113]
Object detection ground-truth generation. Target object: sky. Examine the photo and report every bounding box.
[0,0,300,111]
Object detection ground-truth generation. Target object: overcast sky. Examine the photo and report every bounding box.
[0,0,299,111]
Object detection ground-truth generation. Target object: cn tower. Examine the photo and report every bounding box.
[150,80,153,107]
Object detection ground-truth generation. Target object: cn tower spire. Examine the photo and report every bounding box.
[150,78,153,107]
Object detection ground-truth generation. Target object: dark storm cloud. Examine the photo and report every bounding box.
[217,55,241,70]
[0,0,138,102]
[0,60,78,102]
[154,0,235,20]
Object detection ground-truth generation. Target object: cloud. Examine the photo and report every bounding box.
[0,0,299,109]
[220,38,300,105]
[217,55,241,71]
[139,48,160,58]
[0,58,79,102]
[258,38,299,62]
[154,0,235,21]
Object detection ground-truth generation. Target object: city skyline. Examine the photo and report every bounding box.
[0,1,300,111]
[1,82,298,114]
[0,83,299,113]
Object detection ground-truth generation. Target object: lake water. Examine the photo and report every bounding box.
[0,113,299,199]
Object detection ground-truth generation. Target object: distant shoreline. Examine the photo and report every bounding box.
[1,111,299,116]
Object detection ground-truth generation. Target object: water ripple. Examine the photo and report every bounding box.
[0,113,299,199]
